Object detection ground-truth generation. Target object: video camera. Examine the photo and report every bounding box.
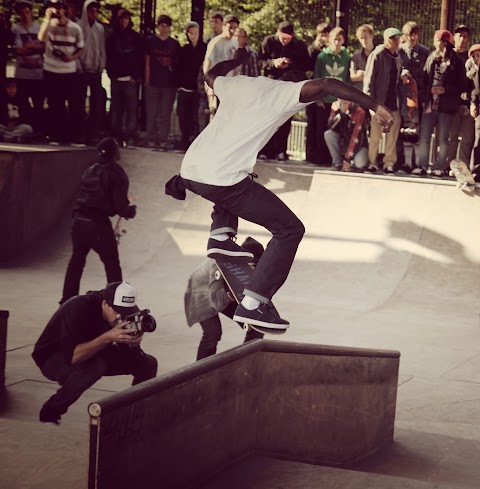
[52,48,66,59]
[117,309,156,334]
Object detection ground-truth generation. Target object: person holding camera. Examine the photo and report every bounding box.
[38,0,85,145]
[59,137,137,305]
[33,282,158,425]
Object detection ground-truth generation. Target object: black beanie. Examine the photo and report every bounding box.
[97,137,119,160]
[241,237,264,264]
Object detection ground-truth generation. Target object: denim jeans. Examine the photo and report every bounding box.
[39,347,157,415]
[182,176,305,303]
[197,302,263,360]
[61,217,122,304]
[417,111,453,170]
[110,79,139,141]
[145,85,177,144]
[324,129,368,168]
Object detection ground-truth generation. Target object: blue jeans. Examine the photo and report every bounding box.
[324,129,368,168]
[110,79,139,141]
[182,176,305,303]
[417,111,453,170]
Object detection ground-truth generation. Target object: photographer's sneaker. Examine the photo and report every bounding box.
[39,405,61,425]
[207,237,254,263]
[234,303,290,329]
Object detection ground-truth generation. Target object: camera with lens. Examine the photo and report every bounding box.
[120,309,156,334]
[52,48,66,59]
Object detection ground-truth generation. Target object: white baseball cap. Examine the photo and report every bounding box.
[103,282,139,317]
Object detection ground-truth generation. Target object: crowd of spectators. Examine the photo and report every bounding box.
[1,3,480,178]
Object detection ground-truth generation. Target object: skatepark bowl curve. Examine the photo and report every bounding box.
[2,143,480,488]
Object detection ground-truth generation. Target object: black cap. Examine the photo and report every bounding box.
[278,21,294,37]
[157,14,172,26]
[455,25,471,35]
[97,137,119,159]
[15,1,33,12]
[241,237,264,264]
[224,14,239,24]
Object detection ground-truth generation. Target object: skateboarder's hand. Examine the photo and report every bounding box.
[375,105,395,133]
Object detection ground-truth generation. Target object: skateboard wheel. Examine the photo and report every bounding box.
[449,170,454,177]
[214,270,221,280]
[243,323,249,332]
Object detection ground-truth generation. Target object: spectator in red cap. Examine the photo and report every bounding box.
[413,29,464,177]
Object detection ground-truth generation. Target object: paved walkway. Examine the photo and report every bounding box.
[2,149,480,488]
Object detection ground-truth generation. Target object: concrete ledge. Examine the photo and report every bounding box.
[0,147,96,259]
[88,340,400,489]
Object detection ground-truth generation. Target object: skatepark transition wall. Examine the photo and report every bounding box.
[0,146,96,260]
[87,340,400,489]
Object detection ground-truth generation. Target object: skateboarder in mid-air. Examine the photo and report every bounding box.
[166,48,395,330]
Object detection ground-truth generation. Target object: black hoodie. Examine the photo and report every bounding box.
[178,37,207,91]
[106,22,144,81]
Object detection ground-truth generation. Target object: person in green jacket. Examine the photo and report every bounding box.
[314,27,351,166]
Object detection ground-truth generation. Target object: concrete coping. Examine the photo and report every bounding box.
[88,339,400,418]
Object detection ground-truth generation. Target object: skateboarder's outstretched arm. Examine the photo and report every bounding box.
[204,48,251,89]
[300,78,395,133]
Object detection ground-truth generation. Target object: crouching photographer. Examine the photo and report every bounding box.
[32,282,158,425]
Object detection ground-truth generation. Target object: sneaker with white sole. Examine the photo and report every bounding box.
[207,237,254,263]
[234,302,290,329]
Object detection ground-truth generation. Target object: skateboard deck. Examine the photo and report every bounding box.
[214,260,287,335]
[449,160,476,191]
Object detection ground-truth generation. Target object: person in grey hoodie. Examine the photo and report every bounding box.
[363,27,403,173]
[78,0,106,145]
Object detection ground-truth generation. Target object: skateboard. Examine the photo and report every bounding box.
[113,217,127,244]
[449,138,476,191]
[449,160,476,191]
[214,260,288,335]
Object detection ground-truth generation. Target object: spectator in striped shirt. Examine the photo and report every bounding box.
[38,0,84,146]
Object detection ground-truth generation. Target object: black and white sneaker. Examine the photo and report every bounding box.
[207,237,254,263]
[234,303,290,329]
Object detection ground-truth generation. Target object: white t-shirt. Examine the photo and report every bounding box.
[180,76,309,186]
[43,19,84,74]
[206,36,239,72]
[13,22,43,80]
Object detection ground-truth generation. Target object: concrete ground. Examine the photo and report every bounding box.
[2,147,480,488]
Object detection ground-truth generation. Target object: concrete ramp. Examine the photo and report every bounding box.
[287,172,480,317]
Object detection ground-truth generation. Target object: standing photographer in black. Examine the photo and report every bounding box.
[60,137,137,305]
[33,282,158,424]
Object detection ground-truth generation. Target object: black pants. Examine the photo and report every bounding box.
[39,347,157,416]
[16,78,46,133]
[197,302,263,360]
[177,90,200,148]
[44,70,85,143]
[61,217,122,304]
[183,176,305,303]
